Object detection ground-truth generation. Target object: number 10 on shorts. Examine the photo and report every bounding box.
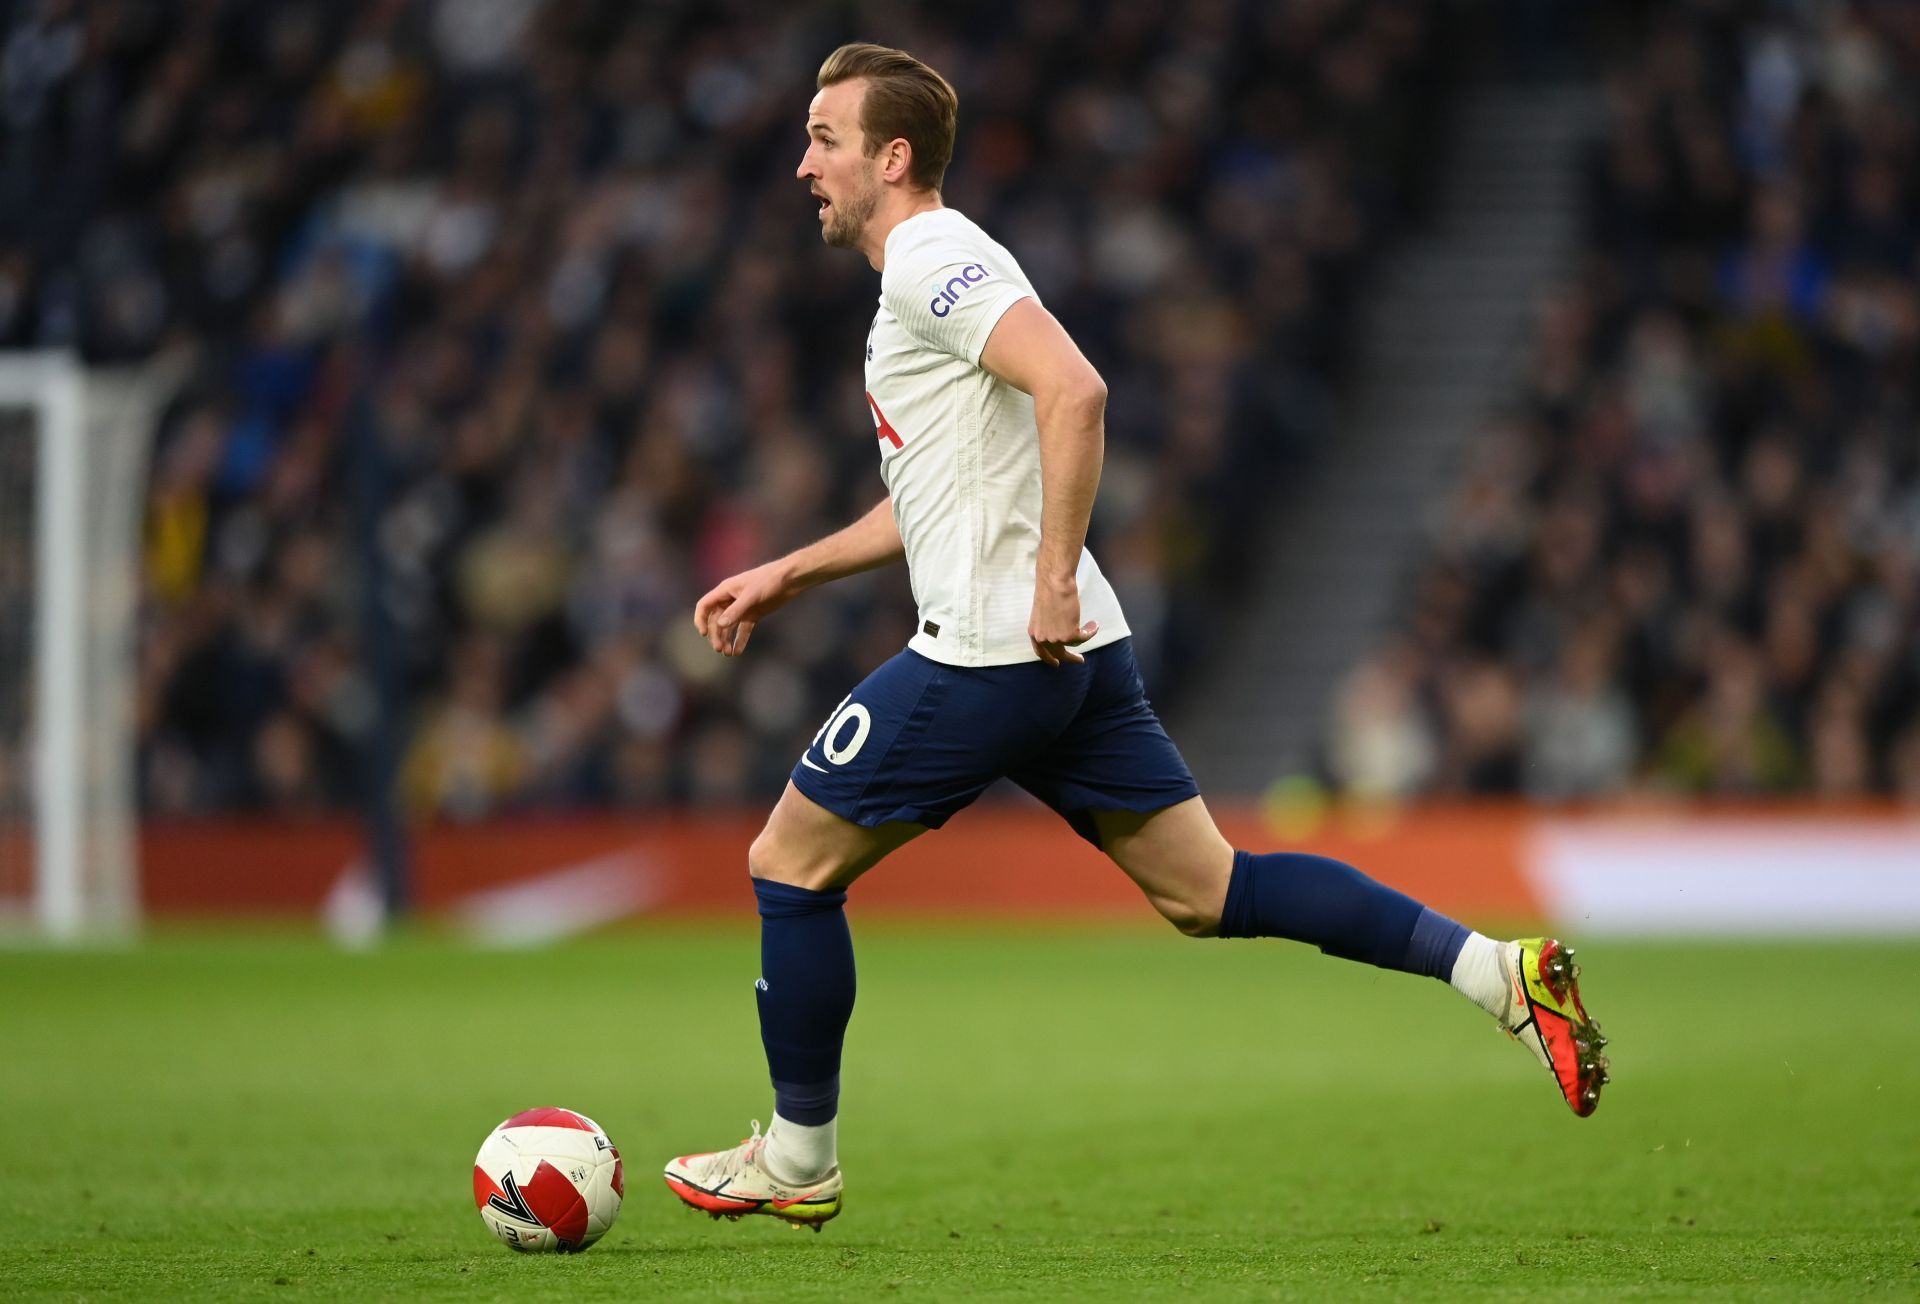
[808,694,872,766]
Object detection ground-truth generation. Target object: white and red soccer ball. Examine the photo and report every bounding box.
[473,1108,624,1253]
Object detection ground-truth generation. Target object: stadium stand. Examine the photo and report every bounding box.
[1330,2,1920,801]
[0,0,1450,815]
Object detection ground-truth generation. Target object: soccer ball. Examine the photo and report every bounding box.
[472,1107,624,1253]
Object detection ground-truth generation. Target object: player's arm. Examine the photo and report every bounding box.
[694,497,903,657]
[979,298,1108,666]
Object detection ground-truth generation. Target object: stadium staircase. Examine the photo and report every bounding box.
[1175,79,1598,794]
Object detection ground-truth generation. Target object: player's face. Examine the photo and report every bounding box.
[798,81,880,249]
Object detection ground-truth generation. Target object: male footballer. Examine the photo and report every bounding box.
[663,43,1608,1229]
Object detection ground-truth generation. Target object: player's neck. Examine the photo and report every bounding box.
[863,191,945,271]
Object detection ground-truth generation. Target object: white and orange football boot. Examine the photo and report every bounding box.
[663,1122,842,1231]
[1502,937,1610,1117]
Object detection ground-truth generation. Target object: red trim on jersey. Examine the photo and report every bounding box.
[866,392,903,448]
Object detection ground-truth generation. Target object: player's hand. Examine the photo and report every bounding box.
[1029,577,1098,667]
[693,560,793,657]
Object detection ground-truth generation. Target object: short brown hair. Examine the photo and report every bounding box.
[817,42,957,192]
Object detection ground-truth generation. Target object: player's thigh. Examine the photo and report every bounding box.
[750,781,928,893]
[789,648,1062,871]
[1090,796,1235,937]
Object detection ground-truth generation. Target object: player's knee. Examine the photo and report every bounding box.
[1159,893,1222,938]
[746,828,796,885]
[747,826,836,892]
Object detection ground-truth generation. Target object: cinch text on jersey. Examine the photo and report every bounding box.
[929,264,993,317]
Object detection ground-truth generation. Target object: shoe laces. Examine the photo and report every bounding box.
[708,1120,767,1182]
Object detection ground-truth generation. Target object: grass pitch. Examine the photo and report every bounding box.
[5,922,1917,1300]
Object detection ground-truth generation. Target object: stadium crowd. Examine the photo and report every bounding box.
[1,0,1448,815]
[1330,1,1920,802]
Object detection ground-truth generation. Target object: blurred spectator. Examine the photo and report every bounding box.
[1,0,1450,815]
[1327,644,1435,799]
[1337,0,1920,802]
[1522,619,1638,799]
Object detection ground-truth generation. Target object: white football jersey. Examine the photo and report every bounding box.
[867,208,1129,667]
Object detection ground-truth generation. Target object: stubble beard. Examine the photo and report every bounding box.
[823,170,880,249]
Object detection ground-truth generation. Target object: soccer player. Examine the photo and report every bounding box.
[663,43,1608,1230]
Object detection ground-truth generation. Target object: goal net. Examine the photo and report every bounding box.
[0,353,158,941]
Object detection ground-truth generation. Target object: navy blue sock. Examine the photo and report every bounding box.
[752,878,855,1125]
[1218,849,1469,980]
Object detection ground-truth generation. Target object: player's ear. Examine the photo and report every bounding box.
[879,137,913,186]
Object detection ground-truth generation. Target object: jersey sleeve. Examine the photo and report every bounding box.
[881,233,1034,365]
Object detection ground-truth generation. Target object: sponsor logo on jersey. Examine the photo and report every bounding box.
[929,263,993,318]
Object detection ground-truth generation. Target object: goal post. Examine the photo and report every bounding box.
[0,352,158,941]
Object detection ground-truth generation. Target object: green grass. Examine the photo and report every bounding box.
[3,924,1917,1300]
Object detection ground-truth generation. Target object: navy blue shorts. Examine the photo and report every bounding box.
[790,637,1199,846]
